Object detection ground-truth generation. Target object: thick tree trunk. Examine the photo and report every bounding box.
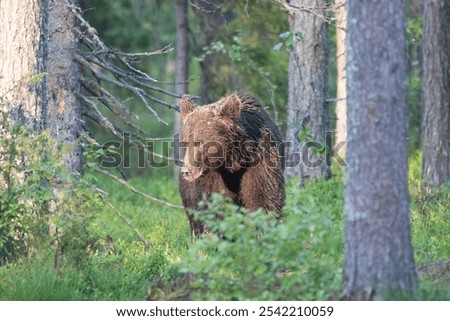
[46,0,83,173]
[0,0,82,173]
[285,0,331,184]
[0,0,44,131]
[343,0,418,300]
[422,0,450,187]
[334,0,346,159]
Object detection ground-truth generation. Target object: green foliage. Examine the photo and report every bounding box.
[27,72,48,86]
[0,122,187,299]
[178,177,344,300]
[0,0,448,299]
[83,0,175,51]
[406,16,424,151]
[407,17,423,42]
[2,146,450,300]
[409,152,450,267]
[84,244,170,300]
[273,31,303,52]
[192,0,289,124]
[196,37,244,63]
[0,117,101,266]
[421,279,450,300]
[1,112,449,301]
[0,258,85,300]
[81,0,178,179]
[90,174,189,256]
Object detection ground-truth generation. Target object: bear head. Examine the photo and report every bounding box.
[178,94,248,182]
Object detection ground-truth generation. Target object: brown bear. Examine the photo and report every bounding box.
[177,91,285,235]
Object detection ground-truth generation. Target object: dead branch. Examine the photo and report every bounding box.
[66,1,184,141]
[102,196,153,249]
[273,0,340,25]
[418,260,450,279]
[81,133,174,178]
[81,108,175,163]
[91,185,153,248]
[95,167,184,210]
[67,2,182,163]
[64,2,188,217]
[188,0,223,15]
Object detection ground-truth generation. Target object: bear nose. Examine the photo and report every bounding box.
[181,167,192,176]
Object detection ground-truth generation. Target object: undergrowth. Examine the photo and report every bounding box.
[178,176,344,300]
[0,123,449,300]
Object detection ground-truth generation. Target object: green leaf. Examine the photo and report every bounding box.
[279,31,291,39]
[273,42,283,51]
[227,45,241,62]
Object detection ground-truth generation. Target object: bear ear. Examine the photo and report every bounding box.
[217,94,241,118]
[180,95,196,119]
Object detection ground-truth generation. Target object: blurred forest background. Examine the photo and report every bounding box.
[0,0,449,300]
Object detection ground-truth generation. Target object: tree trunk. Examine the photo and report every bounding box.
[407,0,423,151]
[422,0,450,187]
[174,0,189,99]
[173,0,189,178]
[0,0,82,173]
[285,0,331,184]
[0,0,44,131]
[334,0,346,159]
[191,0,225,103]
[343,0,418,300]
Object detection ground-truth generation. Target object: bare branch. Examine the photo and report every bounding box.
[114,44,174,57]
[273,0,339,24]
[77,48,181,102]
[273,0,295,16]
[95,167,184,210]
[92,181,152,247]
[101,195,153,249]
[188,0,222,14]
[74,55,169,124]
[59,2,187,243]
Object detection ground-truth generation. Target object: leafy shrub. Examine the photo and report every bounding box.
[0,117,101,266]
[178,177,344,300]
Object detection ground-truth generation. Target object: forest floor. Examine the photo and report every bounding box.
[0,152,449,300]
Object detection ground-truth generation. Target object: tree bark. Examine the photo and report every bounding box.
[422,0,450,187]
[0,0,44,131]
[407,0,423,151]
[285,0,331,184]
[0,0,82,173]
[174,0,189,99]
[334,0,346,159]
[173,0,189,177]
[191,0,225,103]
[343,0,419,300]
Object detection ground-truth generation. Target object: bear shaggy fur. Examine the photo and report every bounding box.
[178,92,285,235]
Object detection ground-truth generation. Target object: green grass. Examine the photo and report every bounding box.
[0,258,85,300]
[91,174,191,258]
[409,152,450,267]
[1,154,450,300]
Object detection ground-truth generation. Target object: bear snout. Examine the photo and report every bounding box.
[181,166,192,175]
[180,165,203,181]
